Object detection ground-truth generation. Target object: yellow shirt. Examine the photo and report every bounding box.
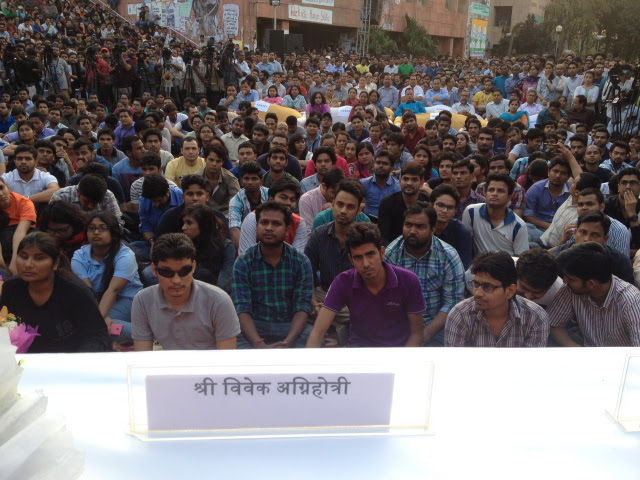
[164,156,205,188]
[472,91,493,110]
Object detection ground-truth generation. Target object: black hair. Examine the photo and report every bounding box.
[548,157,571,174]
[470,251,517,288]
[335,178,365,205]
[404,200,437,229]
[181,174,209,192]
[141,174,169,199]
[516,249,559,291]
[119,135,140,155]
[239,161,263,178]
[269,178,302,201]
[97,128,115,140]
[86,211,122,297]
[322,168,346,189]
[525,128,545,141]
[431,183,460,206]
[77,174,107,203]
[577,187,604,205]
[577,210,610,235]
[151,233,197,264]
[401,162,424,178]
[557,241,612,284]
[570,134,588,147]
[81,162,109,179]
[142,128,163,143]
[452,158,474,174]
[255,200,292,228]
[180,203,224,257]
[37,200,86,238]
[313,146,337,165]
[17,231,66,275]
[73,137,94,152]
[14,144,37,159]
[345,223,383,253]
[575,172,602,191]
[485,173,516,196]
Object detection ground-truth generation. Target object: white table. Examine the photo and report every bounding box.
[16,347,640,479]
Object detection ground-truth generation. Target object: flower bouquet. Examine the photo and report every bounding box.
[0,307,39,354]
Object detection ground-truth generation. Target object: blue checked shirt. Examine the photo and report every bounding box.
[385,235,465,327]
[228,187,270,229]
[232,243,313,325]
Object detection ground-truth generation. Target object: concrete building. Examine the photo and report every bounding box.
[118,0,469,56]
[487,0,550,50]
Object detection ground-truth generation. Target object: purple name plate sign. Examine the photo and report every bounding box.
[145,373,395,431]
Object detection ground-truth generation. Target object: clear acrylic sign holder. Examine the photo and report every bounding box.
[607,354,640,432]
[127,358,434,441]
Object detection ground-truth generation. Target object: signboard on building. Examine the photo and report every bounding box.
[470,18,488,58]
[470,2,489,17]
[288,5,333,24]
[302,0,334,7]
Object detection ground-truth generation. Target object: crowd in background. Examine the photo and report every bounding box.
[0,0,639,353]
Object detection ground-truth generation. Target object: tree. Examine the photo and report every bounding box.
[544,0,640,59]
[511,14,554,55]
[369,27,397,56]
[397,15,439,59]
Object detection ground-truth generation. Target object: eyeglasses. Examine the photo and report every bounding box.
[469,280,504,293]
[87,225,109,233]
[619,180,640,187]
[47,225,71,235]
[155,265,193,278]
[434,202,456,212]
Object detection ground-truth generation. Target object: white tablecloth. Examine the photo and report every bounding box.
[16,347,640,479]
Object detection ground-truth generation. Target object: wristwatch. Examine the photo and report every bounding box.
[629,215,639,223]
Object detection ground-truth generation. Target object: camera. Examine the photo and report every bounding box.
[183,46,192,64]
[86,45,99,63]
[43,44,54,63]
[162,47,172,62]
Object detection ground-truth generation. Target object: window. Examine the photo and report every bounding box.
[445,0,456,11]
[458,0,468,14]
[494,6,512,27]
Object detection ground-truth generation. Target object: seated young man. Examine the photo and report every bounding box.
[1,144,59,207]
[238,178,307,254]
[132,233,240,351]
[0,177,36,274]
[445,251,550,348]
[233,201,314,349]
[131,174,183,262]
[228,161,270,249]
[129,152,178,212]
[306,223,425,348]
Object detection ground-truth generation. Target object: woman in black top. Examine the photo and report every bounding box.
[0,232,109,353]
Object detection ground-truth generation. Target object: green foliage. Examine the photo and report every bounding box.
[398,15,439,58]
[544,0,640,59]
[511,14,554,55]
[369,27,397,56]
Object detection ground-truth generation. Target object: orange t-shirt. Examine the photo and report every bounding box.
[6,192,36,227]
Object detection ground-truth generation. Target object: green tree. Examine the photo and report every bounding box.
[397,15,439,59]
[511,14,554,55]
[369,27,397,56]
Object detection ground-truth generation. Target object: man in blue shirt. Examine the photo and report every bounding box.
[256,52,275,81]
[524,157,572,243]
[131,174,183,261]
[377,74,399,112]
[360,150,401,217]
[394,87,426,117]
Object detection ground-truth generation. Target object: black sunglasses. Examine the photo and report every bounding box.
[155,265,193,278]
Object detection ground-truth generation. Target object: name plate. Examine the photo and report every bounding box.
[254,101,271,113]
[145,373,394,431]
[337,106,353,118]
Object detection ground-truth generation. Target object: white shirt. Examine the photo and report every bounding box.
[485,99,510,118]
[1,168,58,197]
[238,211,308,254]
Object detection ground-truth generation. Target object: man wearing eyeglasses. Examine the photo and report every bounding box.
[605,167,640,254]
[430,184,472,270]
[445,251,549,347]
[132,233,240,351]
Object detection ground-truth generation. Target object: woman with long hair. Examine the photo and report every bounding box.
[368,89,384,113]
[71,212,143,344]
[456,132,474,157]
[424,119,439,144]
[0,231,109,352]
[351,142,374,179]
[180,203,235,294]
[37,200,87,261]
[342,87,359,107]
[499,99,530,129]
[288,132,312,165]
[197,123,216,156]
[306,92,331,116]
[537,62,558,106]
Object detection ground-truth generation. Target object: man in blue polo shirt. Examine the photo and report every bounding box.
[306,223,425,348]
[360,150,400,217]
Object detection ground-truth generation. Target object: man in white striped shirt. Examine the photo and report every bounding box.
[548,242,640,347]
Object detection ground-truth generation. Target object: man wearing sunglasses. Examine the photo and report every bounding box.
[445,251,549,348]
[132,233,240,351]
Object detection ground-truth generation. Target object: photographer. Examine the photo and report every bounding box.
[12,47,39,97]
[135,51,156,97]
[190,52,208,100]
[48,44,72,97]
[110,44,137,102]
[170,48,185,98]
[96,47,112,107]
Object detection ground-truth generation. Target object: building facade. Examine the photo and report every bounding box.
[487,0,549,50]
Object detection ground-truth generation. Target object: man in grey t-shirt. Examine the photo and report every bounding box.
[132,233,240,350]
